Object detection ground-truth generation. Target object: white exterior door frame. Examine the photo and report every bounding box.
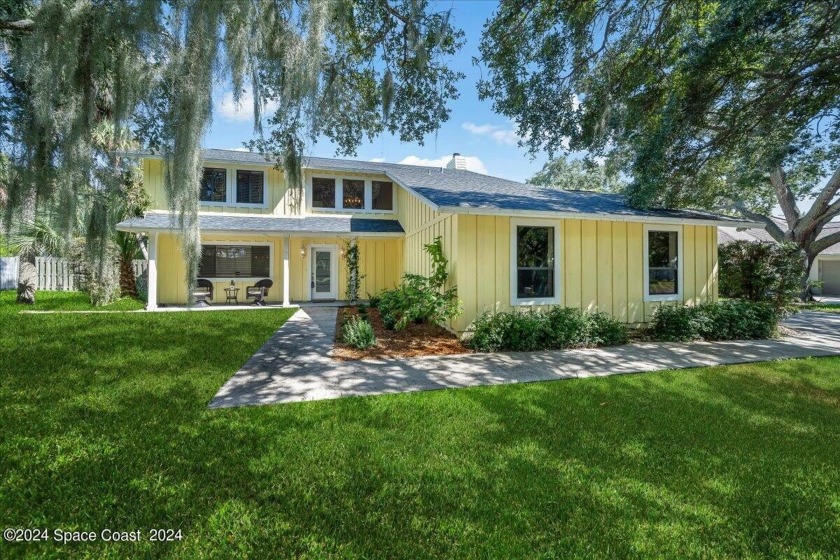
[308,244,339,300]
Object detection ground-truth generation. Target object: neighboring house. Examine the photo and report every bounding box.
[718,222,840,296]
[117,149,757,331]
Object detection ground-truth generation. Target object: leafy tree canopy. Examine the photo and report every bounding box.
[528,155,625,192]
[479,0,840,290]
[478,0,840,207]
[1,0,464,297]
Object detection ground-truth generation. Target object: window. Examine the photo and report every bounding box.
[236,170,264,204]
[198,245,270,279]
[372,181,393,210]
[200,168,227,203]
[342,179,365,209]
[511,221,560,304]
[645,227,681,299]
[312,177,336,208]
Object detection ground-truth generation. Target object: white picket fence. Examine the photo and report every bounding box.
[28,257,148,291]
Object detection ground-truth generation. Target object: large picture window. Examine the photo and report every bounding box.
[200,168,227,202]
[645,228,681,299]
[312,177,336,208]
[514,224,558,302]
[198,245,270,279]
[372,181,393,210]
[236,170,264,204]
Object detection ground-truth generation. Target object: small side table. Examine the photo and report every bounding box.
[224,286,240,305]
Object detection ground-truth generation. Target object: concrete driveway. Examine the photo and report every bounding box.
[208,308,840,409]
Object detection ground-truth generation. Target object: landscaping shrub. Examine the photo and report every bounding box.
[719,240,805,306]
[342,315,377,349]
[466,307,628,353]
[647,301,780,342]
[377,237,461,330]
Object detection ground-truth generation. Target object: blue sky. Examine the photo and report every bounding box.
[204,1,547,183]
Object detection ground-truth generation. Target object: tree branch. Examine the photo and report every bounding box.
[802,163,840,225]
[732,201,787,242]
[0,19,34,32]
[770,166,800,228]
[812,229,840,255]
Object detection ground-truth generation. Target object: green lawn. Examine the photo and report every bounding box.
[1,290,146,312]
[799,302,840,314]
[0,300,838,558]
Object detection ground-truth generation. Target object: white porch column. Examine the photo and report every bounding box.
[146,232,159,310]
[282,235,291,307]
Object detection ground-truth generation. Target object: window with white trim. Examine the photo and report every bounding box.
[312,177,336,208]
[200,168,227,202]
[371,181,394,210]
[511,220,561,305]
[310,176,395,212]
[644,227,681,299]
[342,179,365,209]
[236,170,264,204]
[198,245,270,279]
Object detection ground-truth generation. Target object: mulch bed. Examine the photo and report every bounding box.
[333,306,469,361]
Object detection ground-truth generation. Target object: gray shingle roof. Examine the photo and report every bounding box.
[719,220,840,255]
[136,148,756,225]
[117,213,404,235]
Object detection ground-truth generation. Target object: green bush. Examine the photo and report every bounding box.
[647,301,780,342]
[342,315,376,349]
[466,307,628,353]
[377,237,461,330]
[719,240,805,306]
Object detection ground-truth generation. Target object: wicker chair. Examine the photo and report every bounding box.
[193,279,214,306]
[246,279,273,306]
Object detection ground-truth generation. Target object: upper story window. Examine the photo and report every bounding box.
[310,176,395,212]
[312,177,336,208]
[644,226,682,301]
[200,168,227,203]
[342,179,365,209]
[236,170,264,204]
[510,219,561,305]
[372,181,393,210]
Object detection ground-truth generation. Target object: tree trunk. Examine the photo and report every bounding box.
[119,257,137,298]
[801,253,816,302]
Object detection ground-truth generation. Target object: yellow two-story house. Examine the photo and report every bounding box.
[117,149,759,332]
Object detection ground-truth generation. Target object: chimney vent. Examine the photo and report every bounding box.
[446,153,467,170]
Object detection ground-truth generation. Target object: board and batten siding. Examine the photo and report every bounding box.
[288,237,402,301]
[453,215,718,332]
[396,186,459,327]
[143,159,295,216]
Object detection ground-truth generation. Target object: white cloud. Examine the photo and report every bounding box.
[224,146,250,152]
[398,154,488,175]
[369,157,386,163]
[216,88,279,122]
[462,121,523,146]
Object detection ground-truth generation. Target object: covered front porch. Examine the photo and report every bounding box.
[116,212,404,309]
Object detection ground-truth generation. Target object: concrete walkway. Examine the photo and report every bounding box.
[208,308,840,409]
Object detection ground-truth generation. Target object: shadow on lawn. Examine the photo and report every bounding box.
[1,310,838,558]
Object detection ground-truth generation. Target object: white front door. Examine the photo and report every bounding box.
[310,246,338,300]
